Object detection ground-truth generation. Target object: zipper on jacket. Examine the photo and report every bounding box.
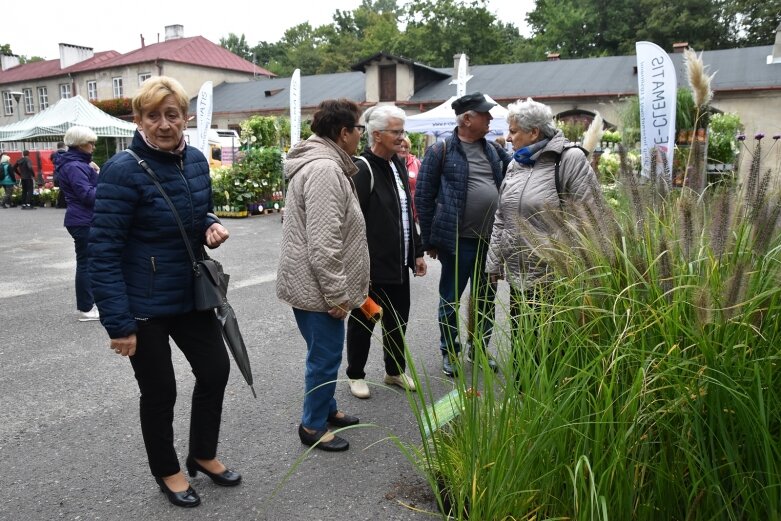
[175,161,198,250]
[151,256,157,272]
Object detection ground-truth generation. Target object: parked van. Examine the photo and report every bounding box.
[183,129,222,169]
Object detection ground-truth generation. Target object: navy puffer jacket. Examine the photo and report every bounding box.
[89,132,217,339]
[414,129,510,254]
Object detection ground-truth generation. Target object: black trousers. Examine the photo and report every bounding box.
[20,178,33,205]
[129,310,230,478]
[346,272,410,379]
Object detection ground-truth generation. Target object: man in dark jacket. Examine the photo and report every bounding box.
[51,142,68,208]
[414,92,510,377]
[15,150,36,210]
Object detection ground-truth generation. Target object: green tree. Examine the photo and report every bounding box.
[219,33,253,61]
[723,1,780,46]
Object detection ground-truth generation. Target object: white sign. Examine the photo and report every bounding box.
[289,69,301,148]
[636,42,676,178]
[196,81,213,159]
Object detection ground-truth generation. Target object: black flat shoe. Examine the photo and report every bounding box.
[327,411,360,428]
[154,476,201,508]
[298,424,349,451]
[185,455,242,487]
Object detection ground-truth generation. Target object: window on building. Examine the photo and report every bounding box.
[113,77,124,98]
[87,81,97,101]
[60,83,72,99]
[2,92,13,116]
[23,89,34,113]
[38,87,49,110]
[138,73,151,85]
[379,65,396,102]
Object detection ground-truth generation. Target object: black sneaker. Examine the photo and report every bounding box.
[442,354,458,377]
[467,346,498,373]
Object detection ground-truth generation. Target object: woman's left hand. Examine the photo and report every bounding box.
[414,257,427,277]
[205,223,230,248]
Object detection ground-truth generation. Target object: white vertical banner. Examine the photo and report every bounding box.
[196,81,213,158]
[636,42,676,177]
[289,69,301,148]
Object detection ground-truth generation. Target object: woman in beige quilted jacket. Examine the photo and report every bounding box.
[485,97,598,344]
[276,98,370,452]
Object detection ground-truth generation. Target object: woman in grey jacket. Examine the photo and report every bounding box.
[486,98,598,332]
[277,99,370,452]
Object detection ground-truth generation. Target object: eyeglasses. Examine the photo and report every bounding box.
[352,124,366,135]
[380,129,405,137]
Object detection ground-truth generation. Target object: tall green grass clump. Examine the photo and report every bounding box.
[401,133,781,521]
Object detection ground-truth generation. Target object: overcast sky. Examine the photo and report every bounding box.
[5,0,534,62]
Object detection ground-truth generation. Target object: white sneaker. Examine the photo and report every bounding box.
[383,373,417,392]
[348,378,371,399]
[78,305,100,322]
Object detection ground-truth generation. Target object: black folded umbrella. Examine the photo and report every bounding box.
[214,267,257,398]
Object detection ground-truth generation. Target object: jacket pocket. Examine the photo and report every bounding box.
[147,257,157,298]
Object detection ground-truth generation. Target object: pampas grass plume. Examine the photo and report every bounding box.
[582,113,604,154]
[683,48,715,108]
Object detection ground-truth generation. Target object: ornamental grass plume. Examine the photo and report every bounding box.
[682,48,715,189]
[581,112,604,154]
[683,48,714,109]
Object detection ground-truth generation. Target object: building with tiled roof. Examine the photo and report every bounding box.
[0,25,274,128]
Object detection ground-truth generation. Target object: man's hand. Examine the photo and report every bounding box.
[414,257,427,277]
[328,302,349,320]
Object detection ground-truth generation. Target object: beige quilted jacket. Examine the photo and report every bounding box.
[276,135,370,312]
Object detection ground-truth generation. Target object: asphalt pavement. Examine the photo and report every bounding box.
[0,205,489,521]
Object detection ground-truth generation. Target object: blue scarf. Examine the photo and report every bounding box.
[513,138,550,166]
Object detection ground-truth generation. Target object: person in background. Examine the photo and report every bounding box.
[51,141,68,208]
[398,135,421,221]
[59,127,100,321]
[89,76,239,508]
[277,98,369,452]
[486,97,598,350]
[345,105,427,400]
[15,150,36,210]
[0,155,15,208]
[414,92,510,377]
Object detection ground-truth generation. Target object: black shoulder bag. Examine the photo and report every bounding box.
[125,149,225,311]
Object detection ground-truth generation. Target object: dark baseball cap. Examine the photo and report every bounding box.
[451,92,496,115]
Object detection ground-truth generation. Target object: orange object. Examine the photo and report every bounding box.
[360,297,383,323]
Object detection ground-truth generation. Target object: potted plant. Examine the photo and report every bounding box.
[707,112,742,172]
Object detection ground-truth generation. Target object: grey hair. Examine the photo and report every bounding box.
[507,97,557,139]
[456,110,477,126]
[363,104,406,146]
[64,125,98,147]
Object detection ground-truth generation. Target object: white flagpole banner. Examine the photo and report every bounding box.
[635,41,676,178]
[196,81,213,159]
[290,69,301,148]
[449,53,472,98]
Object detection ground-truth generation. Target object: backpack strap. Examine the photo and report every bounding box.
[553,145,590,208]
[354,155,374,193]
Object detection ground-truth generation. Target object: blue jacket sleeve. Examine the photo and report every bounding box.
[414,143,444,251]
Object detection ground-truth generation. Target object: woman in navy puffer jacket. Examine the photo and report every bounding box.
[59,126,100,321]
[89,76,239,508]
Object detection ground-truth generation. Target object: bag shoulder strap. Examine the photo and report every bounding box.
[354,155,374,192]
[124,149,198,267]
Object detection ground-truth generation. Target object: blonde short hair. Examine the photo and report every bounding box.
[132,76,189,119]
[64,126,98,147]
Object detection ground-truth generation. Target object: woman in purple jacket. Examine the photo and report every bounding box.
[58,126,100,321]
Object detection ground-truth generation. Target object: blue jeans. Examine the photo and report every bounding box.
[293,308,343,431]
[66,225,94,311]
[437,237,496,355]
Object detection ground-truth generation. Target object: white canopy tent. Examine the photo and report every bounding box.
[0,95,136,142]
[405,95,509,139]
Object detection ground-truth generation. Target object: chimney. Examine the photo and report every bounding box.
[59,43,94,69]
[0,54,21,71]
[673,42,689,53]
[768,22,781,64]
[547,52,561,61]
[140,34,145,48]
[165,25,184,41]
[453,53,468,72]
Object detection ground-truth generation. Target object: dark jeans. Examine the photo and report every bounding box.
[346,272,410,379]
[2,185,12,206]
[437,237,496,355]
[293,308,344,431]
[20,178,33,206]
[66,226,93,311]
[129,310,230,478]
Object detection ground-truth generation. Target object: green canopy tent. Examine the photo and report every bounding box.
[0,95,135,142]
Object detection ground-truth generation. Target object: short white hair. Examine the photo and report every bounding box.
[362,104,406,146]
[507,97,557,139]
[64,126,98,147]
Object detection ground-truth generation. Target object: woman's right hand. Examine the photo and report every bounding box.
[328,302,349,320]
[110,334,137,357]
